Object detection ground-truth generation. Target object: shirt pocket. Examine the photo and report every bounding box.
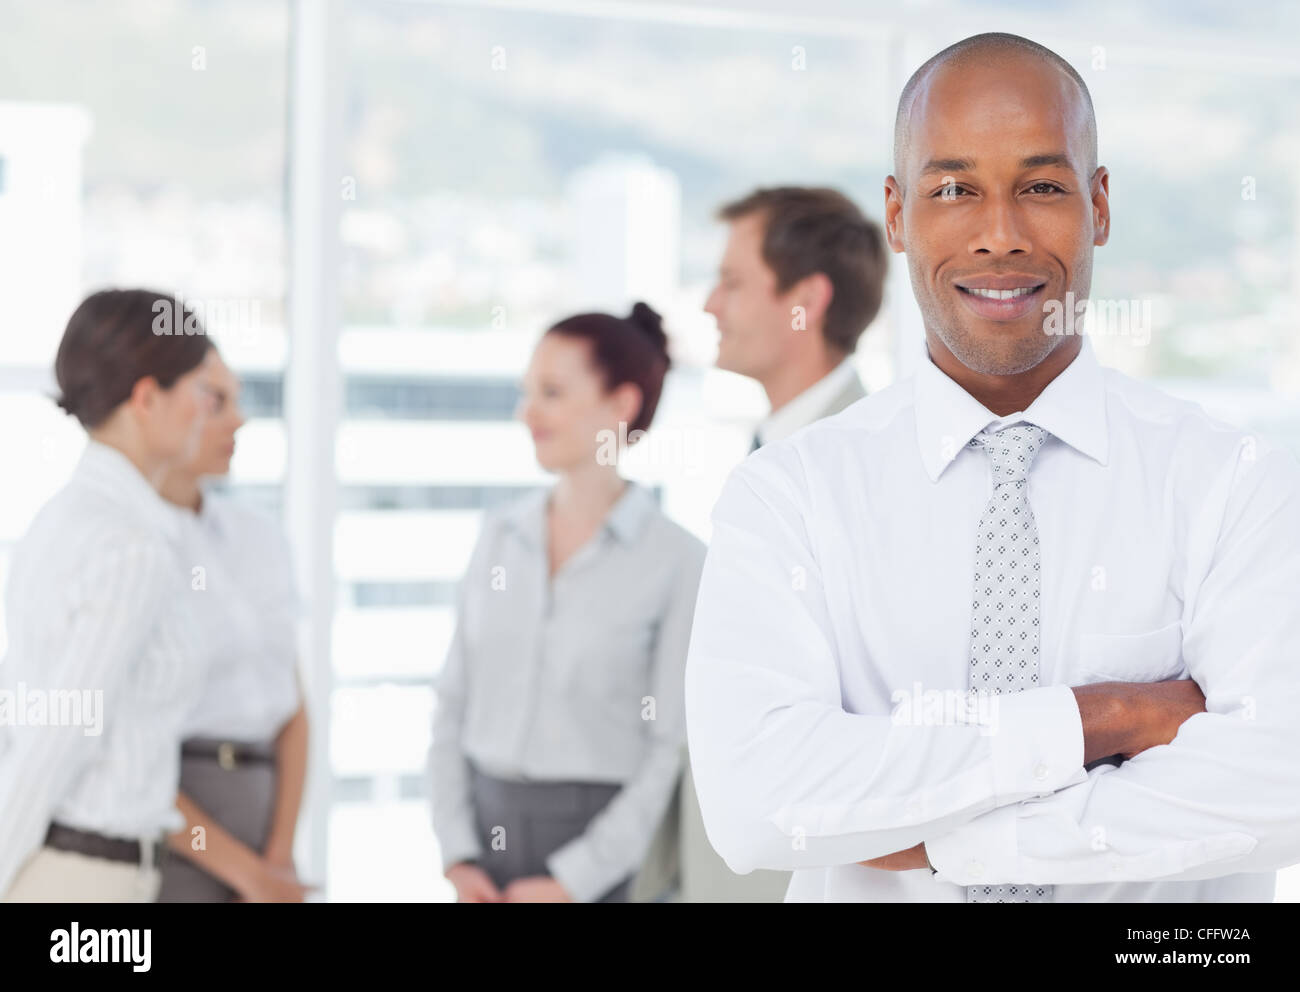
[1078,620,1185,683]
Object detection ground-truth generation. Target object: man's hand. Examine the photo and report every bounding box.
[502,875,574,902]
[857,842,930,871]
[1117,678,1208,758]
[1073,677,1207,764]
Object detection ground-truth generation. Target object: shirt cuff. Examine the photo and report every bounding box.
[926,802,1020,884]
[988,683,1087,799]
[546,836,616,904]
[925,684,1086,887]
[435,818,483,871]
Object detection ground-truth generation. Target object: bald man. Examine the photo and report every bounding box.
[684,32,1300,902]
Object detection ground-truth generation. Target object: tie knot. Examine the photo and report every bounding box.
[969,423,1048,484]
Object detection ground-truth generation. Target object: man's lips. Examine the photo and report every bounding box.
[953,276,1049,322]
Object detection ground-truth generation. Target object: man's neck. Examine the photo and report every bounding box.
[926,334,1082,417]
[762,350,845,413]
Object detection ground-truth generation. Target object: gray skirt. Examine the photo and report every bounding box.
[157,738,277,903]
[469,760,632,902]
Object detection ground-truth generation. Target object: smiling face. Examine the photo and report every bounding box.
[885,52,1109,377]
[704,212,802,380]
[516,331,640,473]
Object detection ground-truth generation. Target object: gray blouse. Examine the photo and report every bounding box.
[430,480,706,902]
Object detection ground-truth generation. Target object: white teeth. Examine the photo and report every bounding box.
[964,287,1037,299]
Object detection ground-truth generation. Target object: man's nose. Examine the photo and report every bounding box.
[703,286,721,314]
[969,195,1031,256]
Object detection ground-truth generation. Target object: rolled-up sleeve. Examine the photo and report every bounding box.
[547,536,706,903]
[928,441,1300,886]
[684,454,1087,876]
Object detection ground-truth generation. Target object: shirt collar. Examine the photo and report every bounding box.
[192,485,223,533]
[500,479,655,548]
[913,334,1109,482]
[162,484,222,539]
[75,438,183,544]
[758,356,860,445]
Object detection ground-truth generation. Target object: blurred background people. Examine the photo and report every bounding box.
[681,187,888,901]
[155,346,310,903]
[0,289,216,902]
[706,186,888,453]
[430,302,706,903]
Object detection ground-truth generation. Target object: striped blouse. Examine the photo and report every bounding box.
[0,439,204,893]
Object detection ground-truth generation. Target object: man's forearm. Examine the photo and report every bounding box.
[1071,683,1133,765]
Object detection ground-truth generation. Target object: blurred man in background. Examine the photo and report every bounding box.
[708,187,888,454]
[673,186,888,902]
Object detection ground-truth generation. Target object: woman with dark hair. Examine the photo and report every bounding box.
[154,346,311,903]
[431,301,706,903]
[0,288,216,902]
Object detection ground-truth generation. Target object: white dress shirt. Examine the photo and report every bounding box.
[167,491,300,742]
[430,480,707,902]
[685,334,1300,902]
[0,440,204,894]
[755,355,862,446]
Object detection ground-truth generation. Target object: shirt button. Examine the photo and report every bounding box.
[1033,763,1049,781]
[967,861,984,879]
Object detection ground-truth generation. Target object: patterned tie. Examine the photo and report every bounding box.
[965,422,1052,903]
[750,431,762,453]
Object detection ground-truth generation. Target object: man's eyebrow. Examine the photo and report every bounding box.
[918,153,1076,175]
[1019,153,1075,169]
[919,157,975,175]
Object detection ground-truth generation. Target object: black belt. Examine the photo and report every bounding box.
[45,822,169,869]
[182,738,276,770]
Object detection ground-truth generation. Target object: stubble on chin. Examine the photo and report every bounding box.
[928,300,1058,378]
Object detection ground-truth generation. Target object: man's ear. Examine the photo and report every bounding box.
[792,271,833,333]
[884,176,906,254]
[1091,166,1111,248]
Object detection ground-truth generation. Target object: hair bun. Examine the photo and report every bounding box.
[627,301,668,358]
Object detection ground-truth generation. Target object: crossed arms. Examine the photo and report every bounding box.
[684,444,1300,886]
